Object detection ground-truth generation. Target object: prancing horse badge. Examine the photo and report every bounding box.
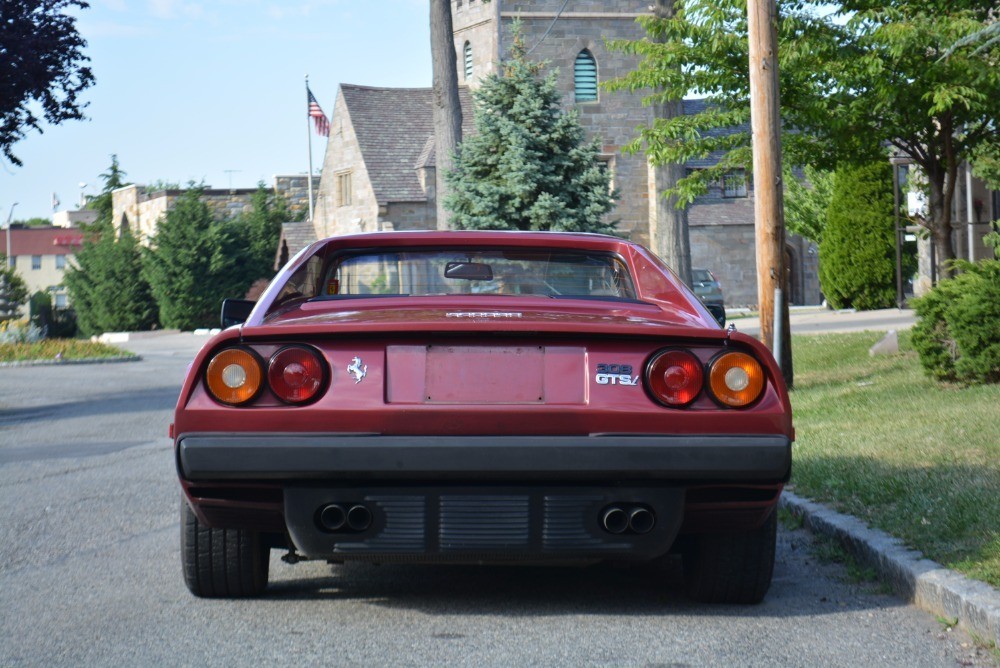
[347,356,367,384]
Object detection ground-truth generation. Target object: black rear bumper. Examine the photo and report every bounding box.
[177,433,791,483]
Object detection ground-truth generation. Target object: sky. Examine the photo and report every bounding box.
[3,0,433,222]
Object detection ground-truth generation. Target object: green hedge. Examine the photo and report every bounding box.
[911,260,1000,384]
[818,161,896,310]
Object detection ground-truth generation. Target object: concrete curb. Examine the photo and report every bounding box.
[0,355,141,368]
[780,491,1000,647]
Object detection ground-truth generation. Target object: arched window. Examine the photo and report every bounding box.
[464,41,473,81]
[574,50,598,102]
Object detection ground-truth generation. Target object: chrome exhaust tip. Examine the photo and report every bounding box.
[628,507,655,534]
[347,504,373,532]
[601,507,629,534]
[319,504,347,531]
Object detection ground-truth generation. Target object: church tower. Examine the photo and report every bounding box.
[450,0,655,244]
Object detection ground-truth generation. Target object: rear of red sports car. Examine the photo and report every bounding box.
[173,231,792,603]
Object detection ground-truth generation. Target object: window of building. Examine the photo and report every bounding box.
[55,293,68,309]
[574,50,598,102]
[32,255,42,270]
[56,255,67,269]
[722,169,748,198]
[337,171,353,207]
[464,41,473,81]
[597,154,616,194]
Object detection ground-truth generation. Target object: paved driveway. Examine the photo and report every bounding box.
[0,329,991,667]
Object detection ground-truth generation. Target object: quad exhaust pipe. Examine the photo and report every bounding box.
[601,504,655,535]
[318,503,373,532]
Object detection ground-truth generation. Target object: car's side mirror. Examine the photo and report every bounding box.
[220,298,255,328]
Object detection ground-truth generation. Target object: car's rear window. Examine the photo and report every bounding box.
[692,269,712,283]
[307,248,637,301]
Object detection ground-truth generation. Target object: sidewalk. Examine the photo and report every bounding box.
[730,307,916,336]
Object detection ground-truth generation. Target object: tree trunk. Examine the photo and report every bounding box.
[649,0,691,287]
[430,0,463,230]
[926,169,957,281]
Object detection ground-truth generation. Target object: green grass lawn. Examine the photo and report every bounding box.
[0,339,135,363]
[790,330,1000,588]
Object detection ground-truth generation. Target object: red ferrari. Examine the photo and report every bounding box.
[173,231,792,603]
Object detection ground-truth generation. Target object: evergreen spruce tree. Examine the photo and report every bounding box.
[143,187,220,330]
[818,161,896,310]
[0,257,29,324]
[143,183,286,330]
[64,156,157,336]
[212,183,288,296]
[445,30,616,234]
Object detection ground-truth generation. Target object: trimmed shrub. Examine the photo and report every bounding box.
[911,260,1000,384]
[818,161,896,310]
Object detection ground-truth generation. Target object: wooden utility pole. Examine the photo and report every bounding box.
[649,0,691,287]
[430,0,463,230]
[747,0,793,386]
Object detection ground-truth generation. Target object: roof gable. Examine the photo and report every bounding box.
[339,84,475,204]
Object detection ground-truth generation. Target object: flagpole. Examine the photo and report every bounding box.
[306,74,315,223]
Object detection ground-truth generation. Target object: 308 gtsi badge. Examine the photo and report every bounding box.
[594,363,639,386]
[173,231,792,604]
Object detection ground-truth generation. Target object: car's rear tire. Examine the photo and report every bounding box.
[181,497,269,598]
[681,507,776,604]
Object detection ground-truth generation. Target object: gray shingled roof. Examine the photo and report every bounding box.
[274,219,317,269]
[340,84,475,205]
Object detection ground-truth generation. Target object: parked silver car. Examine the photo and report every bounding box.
[692,268,725,326]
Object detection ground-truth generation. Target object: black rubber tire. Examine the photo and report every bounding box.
[181,497,269,598]
[682,508,777,604]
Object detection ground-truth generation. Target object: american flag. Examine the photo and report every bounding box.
[308,88,330,137]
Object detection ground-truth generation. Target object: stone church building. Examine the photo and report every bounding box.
[313,0,821,307]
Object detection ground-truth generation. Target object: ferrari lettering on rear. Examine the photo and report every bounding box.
[595,363,639,386]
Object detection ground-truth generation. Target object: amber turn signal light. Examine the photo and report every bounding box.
[205,348,264,405]
[708,351,765,407]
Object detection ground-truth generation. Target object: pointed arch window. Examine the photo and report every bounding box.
[574,50,598,102]
[464,41,473,81]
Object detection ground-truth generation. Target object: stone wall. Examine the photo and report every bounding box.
[111,177,319,245]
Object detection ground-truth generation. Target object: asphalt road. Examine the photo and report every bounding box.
[0,331,990,667]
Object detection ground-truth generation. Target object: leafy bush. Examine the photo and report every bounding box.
[818,161,896,310]
[29,291,77,338]
[0,319,45,344]
[911,260,1000,384]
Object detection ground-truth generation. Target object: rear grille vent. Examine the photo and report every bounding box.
[440,495,530,550]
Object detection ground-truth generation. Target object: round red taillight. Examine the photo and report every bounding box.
[267,346,326,404]
[645,349,704,407]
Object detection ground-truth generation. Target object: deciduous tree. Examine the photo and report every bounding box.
[1,0,95,165]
